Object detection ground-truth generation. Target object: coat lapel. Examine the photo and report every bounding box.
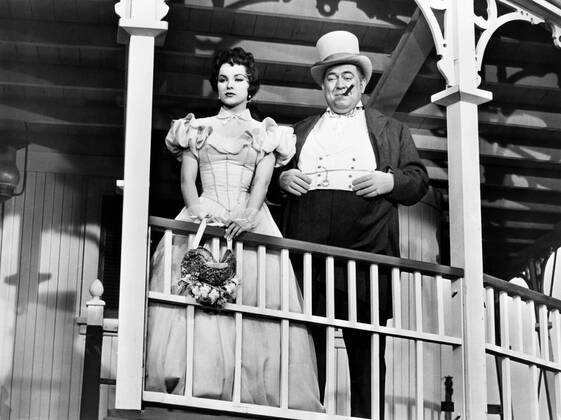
[365,107,390,169]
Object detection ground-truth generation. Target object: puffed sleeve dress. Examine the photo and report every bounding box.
[144,109,323,412]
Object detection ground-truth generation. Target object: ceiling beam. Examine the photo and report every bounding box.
[0,99,122,127]
[0,19,117,47]
[367,8,434,116]
[170,2,411,33]
[2,0,117,23]
[0,61,123,90]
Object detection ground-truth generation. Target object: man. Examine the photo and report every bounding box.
[277,31,429,418]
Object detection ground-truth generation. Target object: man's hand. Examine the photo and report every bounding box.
[279,169,312,196]
[352,171,394,198]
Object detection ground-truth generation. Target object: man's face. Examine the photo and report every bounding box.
[322,64,366,114]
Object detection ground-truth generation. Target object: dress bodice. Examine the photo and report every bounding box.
[196,136,258,212]
[165,109,295,219]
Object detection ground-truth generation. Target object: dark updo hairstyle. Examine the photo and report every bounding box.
[209,47,260,100]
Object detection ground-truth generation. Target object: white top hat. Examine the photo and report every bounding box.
[310,31,373,87]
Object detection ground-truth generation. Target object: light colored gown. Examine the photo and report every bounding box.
[145,108,323,412]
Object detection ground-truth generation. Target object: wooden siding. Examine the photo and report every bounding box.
[0,194,22,420]
[0,152,116,420]
[386,188,443,419]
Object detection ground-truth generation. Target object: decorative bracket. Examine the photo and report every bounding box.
[413,0,561,89]
[412,0,455,87]
[549,20,561,47]
[474,0,545,86]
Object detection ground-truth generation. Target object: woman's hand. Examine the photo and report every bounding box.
[225,208,258,240]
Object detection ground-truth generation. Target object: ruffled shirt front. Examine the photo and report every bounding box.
[165,108,296,220]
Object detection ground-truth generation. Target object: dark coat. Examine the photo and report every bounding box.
[278,106,429,258]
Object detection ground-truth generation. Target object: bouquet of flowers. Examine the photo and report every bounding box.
[176,219,239,307]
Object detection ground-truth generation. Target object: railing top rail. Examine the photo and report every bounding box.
[484,274,561,311]
[149,216,464,278]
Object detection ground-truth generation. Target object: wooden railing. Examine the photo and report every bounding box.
[88,218,561,419]
[483,274,561,419]
[142,217,465,420]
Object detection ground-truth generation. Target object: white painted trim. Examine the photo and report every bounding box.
[114,31,157,410]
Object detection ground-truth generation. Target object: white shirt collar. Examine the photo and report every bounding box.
[216,107,252,123]
[325,101,364,118]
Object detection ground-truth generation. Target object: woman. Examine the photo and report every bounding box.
[145,48,323,412]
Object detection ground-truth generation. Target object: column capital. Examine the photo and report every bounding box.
[431,86,493,107]
[115,0,169,46]
[117,18,168,46]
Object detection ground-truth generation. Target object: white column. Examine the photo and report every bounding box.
[114,5,167,409]
[431,1,492,419]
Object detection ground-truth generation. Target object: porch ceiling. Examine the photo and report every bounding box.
[1,0,560,281]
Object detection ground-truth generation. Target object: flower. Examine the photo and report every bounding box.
[178,271,239,308]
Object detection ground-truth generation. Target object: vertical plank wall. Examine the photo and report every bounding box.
[386,187,443,420]
[0,150,117,420]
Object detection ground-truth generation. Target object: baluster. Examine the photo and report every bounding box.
[436,275,444,337]
[485,287,495,345]
[280,249,290,409]
[303,252,312,317]
[147,225,152,288]
[348,260,357,324]
[499,291,512,420]
[513,295,523,352]
[550,309,561,419]
[326,257,335,321]
[370,264,380,327]
[414,271,424,420]
[257,245,266,309]
[538,302,550,417]
[370,264,380,418]
[184,305,195,400]
[235,242,244,306]
[211,237,220,258]
[525,300,539,419]
[325,325,336,415]
[232,241,244,403]
[325,256,336,414]
[163,229,172,294]
[392,267,401,329]
[539,304,549,361]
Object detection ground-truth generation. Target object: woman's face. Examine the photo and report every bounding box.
[217,63,250,111]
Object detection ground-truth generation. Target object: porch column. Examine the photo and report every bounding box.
[431,1,492,419]
[113,0,168,410]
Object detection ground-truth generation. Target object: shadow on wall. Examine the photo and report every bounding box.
[0,172,116,420]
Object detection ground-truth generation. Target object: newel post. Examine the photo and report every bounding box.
[113,0,168,410]
[80,280,105,420]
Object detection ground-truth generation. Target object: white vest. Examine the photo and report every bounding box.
[298,107,377,191]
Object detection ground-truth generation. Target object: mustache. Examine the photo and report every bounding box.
[343,84,354,96]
